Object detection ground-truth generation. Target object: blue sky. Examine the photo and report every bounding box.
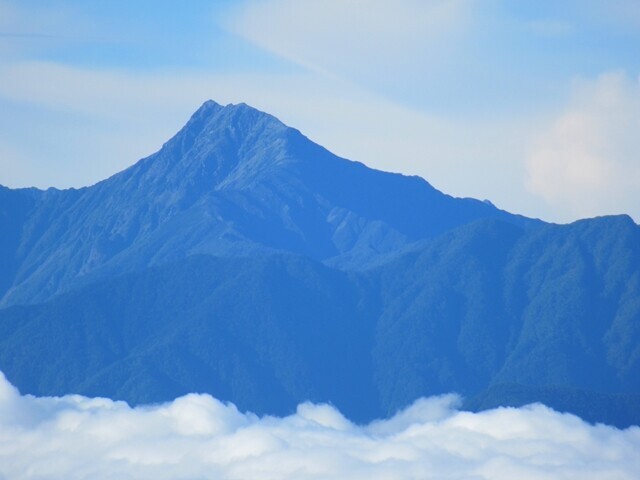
[1,0,639,222]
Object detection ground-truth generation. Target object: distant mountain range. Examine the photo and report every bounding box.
[1,101,638,427]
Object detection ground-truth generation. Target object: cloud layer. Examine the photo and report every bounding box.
[0,372,638,480]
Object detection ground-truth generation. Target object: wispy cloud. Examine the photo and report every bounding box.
[0,32,69,39]
[0,372,638,479]
[226,0,475,95]
[0,0,94,49]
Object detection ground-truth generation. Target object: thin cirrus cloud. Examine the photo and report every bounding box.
[225,0,474,100]
[0,0,97,55]
[0,372,639,480]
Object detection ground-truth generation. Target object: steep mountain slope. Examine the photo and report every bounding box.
[0,186,43,296]
[0,101,637,427]
[0,101,536,307]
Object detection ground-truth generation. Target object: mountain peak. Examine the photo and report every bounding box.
[1,98,545,309]
[173,100,287,148]
[187,100,280,127]
[190,99,223,118]
[112,100,299,197]
[189,100,259,118]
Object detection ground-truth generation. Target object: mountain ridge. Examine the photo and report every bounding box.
[0,100,637,427]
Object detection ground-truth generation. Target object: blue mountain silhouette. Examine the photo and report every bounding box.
[0,102,637,426]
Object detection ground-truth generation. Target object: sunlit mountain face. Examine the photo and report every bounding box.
[1,101,637,429]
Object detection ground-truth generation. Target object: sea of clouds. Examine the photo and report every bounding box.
[0,371,638,480]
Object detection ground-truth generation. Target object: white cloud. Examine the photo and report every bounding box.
[526,71,640,222]
[0,371,638,480]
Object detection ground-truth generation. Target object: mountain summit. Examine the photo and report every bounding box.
[120,100,294,192]
[0,101,637,427]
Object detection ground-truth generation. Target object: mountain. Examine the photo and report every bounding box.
[0,101,638,427]
[0,101,535,307]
